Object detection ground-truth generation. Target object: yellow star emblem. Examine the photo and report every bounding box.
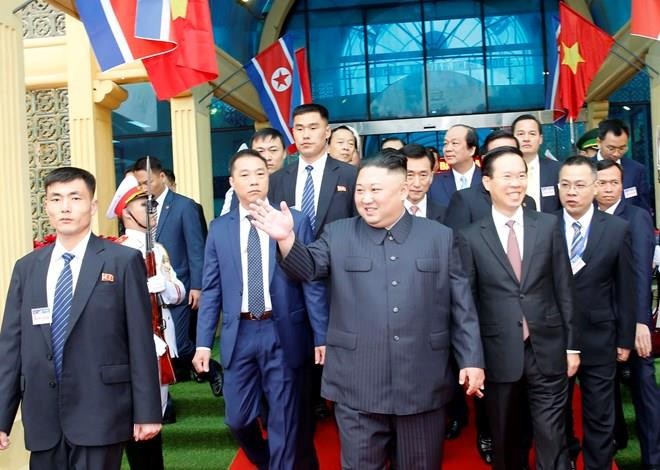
[561,41,585,75]
[172,0,188,19]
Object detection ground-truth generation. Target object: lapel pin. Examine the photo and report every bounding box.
[336,185,347,192]
[101,273,115,282]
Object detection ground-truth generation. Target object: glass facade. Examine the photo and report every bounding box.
[284,0,558,122]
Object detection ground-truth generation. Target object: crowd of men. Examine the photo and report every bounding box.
[0,102,658,470]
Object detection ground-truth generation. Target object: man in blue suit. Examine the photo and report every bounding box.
[596,118,652,215]
[595,159,660,470]
[193,149,328,469]
[428,124,481,206]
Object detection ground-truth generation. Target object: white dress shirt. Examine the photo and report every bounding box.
[452,163,476,190]
[239,203,273,312]
[562,204,594,255]
[404,196,428,218]
[491,206,524,258]
[155,186,169,221]
[526,155,541,211]
[294,153,327,212]
[220,187,235,216]
[46,231,92,312]
[602,198,621,215]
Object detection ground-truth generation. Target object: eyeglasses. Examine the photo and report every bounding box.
[603,145,628,154]
[558,181,595,192]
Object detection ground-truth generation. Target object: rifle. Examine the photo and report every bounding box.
[145,156,177,385]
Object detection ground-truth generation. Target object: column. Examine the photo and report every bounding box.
[647,42,660,227]
[586,100,609,131]
[170,88,214,221]
[66,16,127,236]
[0,5,32,468]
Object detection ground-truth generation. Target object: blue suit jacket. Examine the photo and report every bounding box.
[155,189,206,290]
[428,166,482,207]
[538,158,561,213]
[196,207,328,369]
[620,157,652,214]
[613,200,655,325]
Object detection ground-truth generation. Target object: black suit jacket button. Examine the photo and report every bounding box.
[46,354,53,361]
[49,381,56,388]
[517,320,523,327]
[519,294,525,300]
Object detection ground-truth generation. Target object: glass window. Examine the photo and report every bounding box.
[210,99,254,129]
[112,135,173,188]
[112,83,171,135]
[424,1,485,115]
[307,10,368,121]
[211,0,266,63]
[484,0,545,112]
[367,5,425,119]
[210,128,255,216]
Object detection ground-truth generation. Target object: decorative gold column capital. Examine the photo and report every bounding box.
[93,80,128,110]
[585,100,609,131]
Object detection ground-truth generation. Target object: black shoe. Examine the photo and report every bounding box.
[208,360,224,397]
[163,396,176,424]
[445,419,464,440]
[476,433,493,464]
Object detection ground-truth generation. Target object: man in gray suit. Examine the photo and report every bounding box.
[251,151,484,469]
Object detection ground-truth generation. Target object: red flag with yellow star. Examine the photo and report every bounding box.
[556,2,614,120]
[142,0,218,100]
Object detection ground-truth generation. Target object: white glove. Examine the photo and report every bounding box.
[147,275,166,294]
[153,334,168,357]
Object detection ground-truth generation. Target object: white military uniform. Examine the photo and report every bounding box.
[119,228,185,414]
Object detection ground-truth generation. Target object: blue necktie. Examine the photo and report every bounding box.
[570,222,585,263]
[301,165,316,231]
[247,218,265,317]
[51,252,74,381]
[459,175,468,190]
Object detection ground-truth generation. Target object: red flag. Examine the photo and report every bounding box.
[556,2,614,120]
[631,0,660,40]
[295,48,312,104]
[142,0,218,100]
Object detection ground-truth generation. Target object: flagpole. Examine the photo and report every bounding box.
[611,41,659,77]
[569,117,577,154]
[198,64,249,103]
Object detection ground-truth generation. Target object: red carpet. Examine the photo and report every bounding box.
[230,387,618,469]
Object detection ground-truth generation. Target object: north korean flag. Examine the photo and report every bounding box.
[245,35,305,147]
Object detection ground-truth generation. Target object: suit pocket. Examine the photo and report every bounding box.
[326,329,358,350]
[344,257,372,272]
[416,258,442,272]
[544,313,563,327]
[100,364,131,384]
[429,331,449,350]
[589,309,616,323]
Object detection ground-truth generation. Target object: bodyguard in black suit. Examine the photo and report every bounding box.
[458,147,577,470]
[595,160,660,469]
[401,143,446,222]
[557,156,636,470]
[252,152,485,469]
[512,114,561,213]
[0,168,161,469]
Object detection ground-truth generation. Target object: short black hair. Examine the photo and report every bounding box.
[292,103,329,122]
[44,167,96,195]
[163,168,175,183]
[448,124,479,153]
[481,146,526,178]
[511,114,543,135]
[561,155,597,179]
[133,156,164,173]
[228,149,268,175]
[330,125,357,144]
[250,127,286,149]
[381,137,406,149]
[401,143,435,170]
[482,129,519,154]
[595,158,624,179]
[598,118,629,140]
[359,150,407,177]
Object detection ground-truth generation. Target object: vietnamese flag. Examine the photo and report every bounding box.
[142,0,218,100]
[631,0,660,40]
[556,2,614,120]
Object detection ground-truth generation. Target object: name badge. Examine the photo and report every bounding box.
[623,186,638,199]
[571,257,586,275]
[541,186,556,197]
[31,307,51,325]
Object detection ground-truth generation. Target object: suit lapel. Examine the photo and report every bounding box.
[156,190,174,239]
[581,211,605,265]
[228,210,243,286]
[35,245,55,352]
[471,167,481,187]
[64,235,104,344]
[520,211,538,287]
[315,157,340,235]
[480,217,519,284]
[442,173,457,197]
[283,163,298,207]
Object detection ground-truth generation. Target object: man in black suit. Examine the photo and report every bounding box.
[557,156,635,470]
[511,114,561,213]
[0,167,162,469]
[401,143,445,222]
[458,147,578,470]
[252,151,485,469]
[595,160,659,468]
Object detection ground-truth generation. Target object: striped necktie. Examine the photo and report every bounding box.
[409,205,419,216]
[51,252,75,381]
[247,217,265,317]
[301,165,316,231]
[570,222,585,263]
